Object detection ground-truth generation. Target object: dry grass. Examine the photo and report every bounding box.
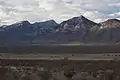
[1,59,120,75]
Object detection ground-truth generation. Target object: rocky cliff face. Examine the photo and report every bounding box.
[0,16,120,45]
[98,19,120,42]
[56,16,99,31]
[100,19,120,28]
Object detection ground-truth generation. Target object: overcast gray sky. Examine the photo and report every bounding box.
[0,0,120,25]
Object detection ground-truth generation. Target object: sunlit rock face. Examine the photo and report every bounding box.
[57,16,99,32]
[0,16,120,44]
[100,19,120,28]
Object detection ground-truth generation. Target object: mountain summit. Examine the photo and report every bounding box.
[100,19,120,28]
[0,15,120,45]
[33,20,57,28]
[56,16,99,32]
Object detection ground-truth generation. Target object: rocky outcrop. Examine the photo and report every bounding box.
[0,16,120,45]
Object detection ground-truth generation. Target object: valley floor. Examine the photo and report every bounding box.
[1,53,120,60]
[1,53,120,80]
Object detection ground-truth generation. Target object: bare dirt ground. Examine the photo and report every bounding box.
[0,53,120,60]
[0,44,120,79]
[1,59,120,75]
[0,54,120,80]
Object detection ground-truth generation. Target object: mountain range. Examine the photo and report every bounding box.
[0,15,120,45]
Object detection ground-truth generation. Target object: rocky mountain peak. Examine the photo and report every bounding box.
[11,20,31,26]
[101,19,120,28]
[5,20,31,29]
[15,21,31,26]
[45,20,57,24]
[57,15,99,31]
[17,20,30,24]
[106,19,120,22]
[0,16,120,44]
[33,20,57,28]
[71,15,87,22]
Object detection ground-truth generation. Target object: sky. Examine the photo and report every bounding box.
[0,0,120,25]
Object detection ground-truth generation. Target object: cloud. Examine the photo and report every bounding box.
[83,11,107,23]
[108,12,120,20]
[108,3,120,7]
[0,0,120,25]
